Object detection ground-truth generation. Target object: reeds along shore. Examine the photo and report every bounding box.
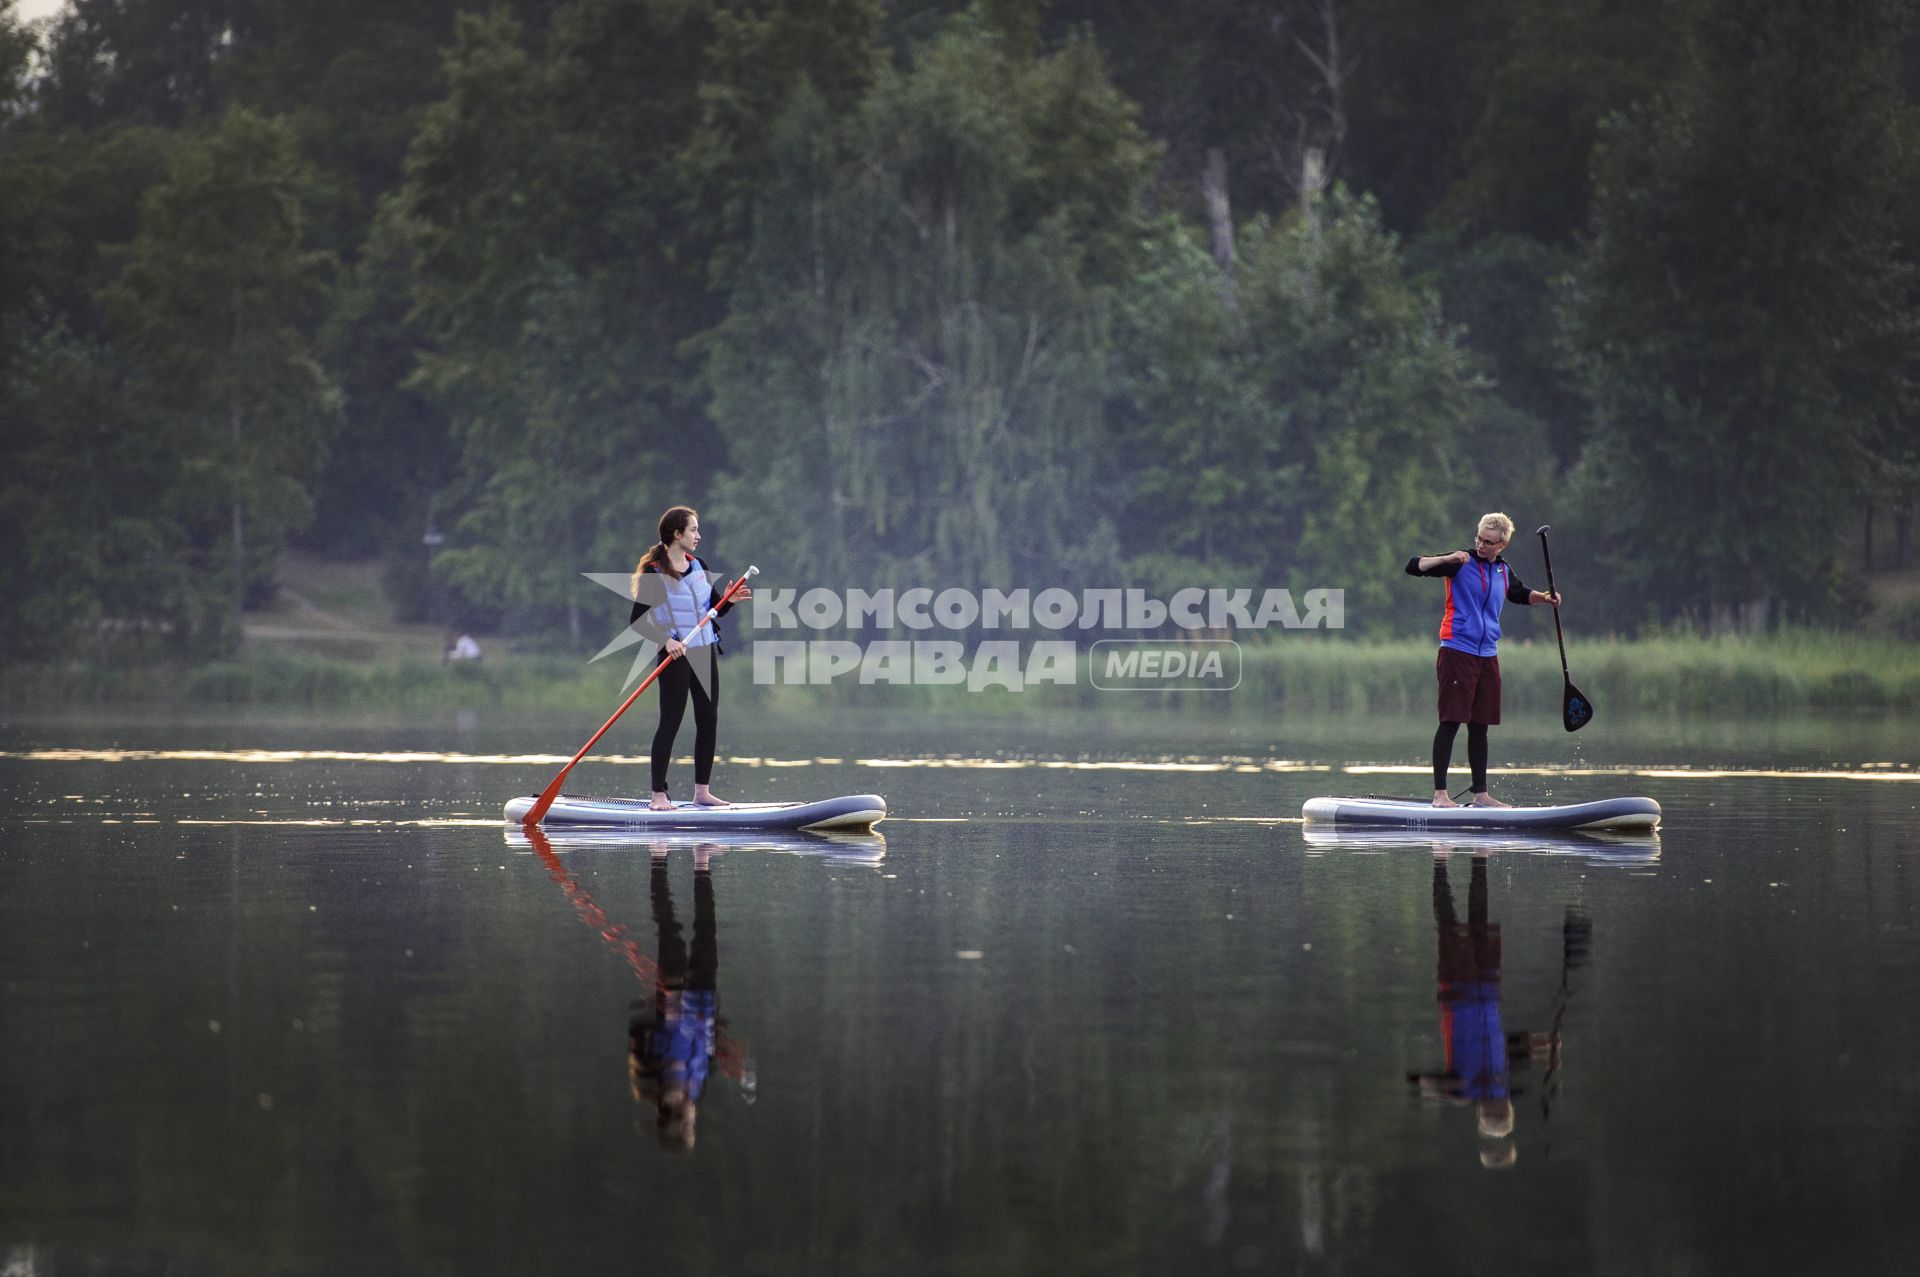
[6,632,1918,715]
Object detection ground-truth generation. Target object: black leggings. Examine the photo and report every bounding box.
[651,650,719,795]
[650,861,716,994]
[1433,721,1489,794]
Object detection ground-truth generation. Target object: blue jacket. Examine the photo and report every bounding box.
[1406,553,1533,658]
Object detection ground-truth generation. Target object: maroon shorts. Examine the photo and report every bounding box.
[1436,648,1501,725]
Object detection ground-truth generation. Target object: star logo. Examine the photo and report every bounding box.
[580,567,741,694]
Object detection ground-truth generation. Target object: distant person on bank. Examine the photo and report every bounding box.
[1406,513,1560,807]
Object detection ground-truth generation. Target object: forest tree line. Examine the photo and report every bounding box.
[1,0,1916,660]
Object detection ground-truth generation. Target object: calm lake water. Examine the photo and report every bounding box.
[2,706,1917,1275]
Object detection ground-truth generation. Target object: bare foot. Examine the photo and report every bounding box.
[1432,791,1460,808]
[693,787,730,807]
[1471,793,1512,808]
[649,792,673,811]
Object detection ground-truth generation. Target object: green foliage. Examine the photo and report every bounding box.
[217,3,477,564]
[1334,0,1508,234]
[1413,230,1579,474]
[0,0,33,118]
[1112,225,1290,588]
[99,106,342,651]
[0,105,177,660]
[1248,196,1482,629]
[1045,0,1312,219]
[5,0,1919,668]
[688,0,885,283]
[1116,192,1485,631]
[1571,0,1917,624]
[1440,0,1694,246]
[301,199,454,559]
[392,5,711,639]
[702,12,1157,591]
[37,0,255,128]
[1,101,336,660]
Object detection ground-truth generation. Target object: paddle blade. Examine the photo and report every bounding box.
[1562,681,1593,732]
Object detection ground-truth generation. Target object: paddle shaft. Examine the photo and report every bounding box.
[1537,527,1571,682]
[521,566,757,827]
[1539,906,1592,1129]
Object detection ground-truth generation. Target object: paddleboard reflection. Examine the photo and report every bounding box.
[507,825,886,864]
[1300,824,1660,868]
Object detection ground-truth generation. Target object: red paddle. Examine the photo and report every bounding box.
[520,565,758,827]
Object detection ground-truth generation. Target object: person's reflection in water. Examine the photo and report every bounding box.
[1408,850,1544,1169]
[630,844,734,1152]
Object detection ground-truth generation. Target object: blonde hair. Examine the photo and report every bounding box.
[1478,512,1515,542]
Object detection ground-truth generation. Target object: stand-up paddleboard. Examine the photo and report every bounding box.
[1301,795,1659,832]
[505,792,886,832]
[505,825,885,862]
[1301,824,1660,863]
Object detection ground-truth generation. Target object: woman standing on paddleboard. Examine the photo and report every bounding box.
[631,506,750,811]
[1407,512,1559,808]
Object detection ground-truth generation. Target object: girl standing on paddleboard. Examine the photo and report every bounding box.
[631,506,750,811]
[1407,512,1560,808]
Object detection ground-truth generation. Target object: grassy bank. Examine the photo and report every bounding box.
[1232,633,1920,714]
[6,630,1918,715]
[0,650,617,714]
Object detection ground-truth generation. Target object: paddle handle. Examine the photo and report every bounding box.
[1536,526,1570,682]
[521,565,758,827]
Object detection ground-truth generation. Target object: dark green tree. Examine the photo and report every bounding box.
[701,9,1157,590]
[1242,192,1481,628]
[37,0,261,128]
[395,2,736,640]
[1110,223,1294,590]
[0,7,194,660]
[103,107,341,652]
[1572,0,1916,627]
[1438,0,1695,247]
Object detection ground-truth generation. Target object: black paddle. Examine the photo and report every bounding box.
[1535,526,1591,732]
[1537,904,1593,1147]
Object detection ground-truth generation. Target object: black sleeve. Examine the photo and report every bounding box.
[1505,567,1532,605]
[1406,554,1463,578]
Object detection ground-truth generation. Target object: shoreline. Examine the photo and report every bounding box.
[5,632,1917,715]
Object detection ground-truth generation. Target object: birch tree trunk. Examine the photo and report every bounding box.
[1203,146,1237,312]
